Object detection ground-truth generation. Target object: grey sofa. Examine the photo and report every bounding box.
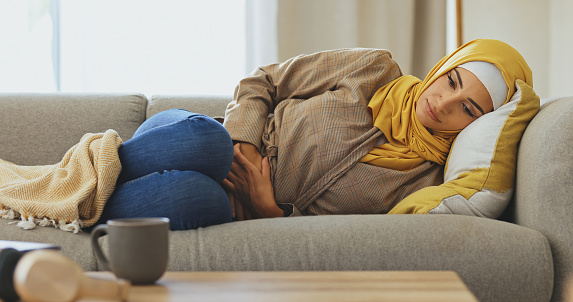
[0,92,570,302]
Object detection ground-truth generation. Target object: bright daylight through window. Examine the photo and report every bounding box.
[0,0,247,96]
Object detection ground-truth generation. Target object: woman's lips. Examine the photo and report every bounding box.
[425,100,441,123]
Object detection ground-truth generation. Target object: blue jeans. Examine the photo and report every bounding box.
[97,109,234,230]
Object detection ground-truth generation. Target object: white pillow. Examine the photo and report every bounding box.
[389,80,540,218]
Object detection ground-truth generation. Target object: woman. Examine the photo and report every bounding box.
[99,39,532,229]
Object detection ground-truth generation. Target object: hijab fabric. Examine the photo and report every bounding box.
[458,61,508,110]
[360,39,532,171]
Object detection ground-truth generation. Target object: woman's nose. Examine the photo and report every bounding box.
[436,95,456,113]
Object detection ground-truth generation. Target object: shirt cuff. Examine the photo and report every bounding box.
[277,203,294,217]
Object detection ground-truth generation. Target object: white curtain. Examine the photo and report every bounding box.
[247,0,447,79]
[0,0,250,95]
[1,0,450,95]
[245,0,279,73]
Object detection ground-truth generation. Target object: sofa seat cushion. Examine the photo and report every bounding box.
[0,219,94,270]
[2,213,552,302]
[163,215,552,302]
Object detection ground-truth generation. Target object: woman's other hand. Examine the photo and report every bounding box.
[223,144,283,219]
[226,142,261,220]
[227,189,255,221]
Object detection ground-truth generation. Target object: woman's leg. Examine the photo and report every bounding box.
[117,109,233,184]
[98,109,234,230]
[99,170,233,230]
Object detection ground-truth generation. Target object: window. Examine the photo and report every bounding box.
[0,0,247,96]
[0,0,56,92]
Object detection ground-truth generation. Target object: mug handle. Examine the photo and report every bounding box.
[90,225,111,271]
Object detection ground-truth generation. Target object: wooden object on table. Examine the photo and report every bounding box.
[13,250,129,302]
[82,271,478,302]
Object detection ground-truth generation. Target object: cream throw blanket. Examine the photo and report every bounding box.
[0,130,122,233]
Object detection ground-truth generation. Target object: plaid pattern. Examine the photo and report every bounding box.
[0,130,122,232]
[224,49,442,216]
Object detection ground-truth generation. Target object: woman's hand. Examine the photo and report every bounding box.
[226,143,261,220]
[239,143,262,172]
[223,144,283,219]
[227,190,255,221]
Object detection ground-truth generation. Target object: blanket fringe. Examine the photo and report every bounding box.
[1,207,83,233]
[1,208,19,219]
[17,216,37,230]
[59,220,82,233]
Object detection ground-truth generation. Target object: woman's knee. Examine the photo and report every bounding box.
[119,112,233,183]
[171,114,233,182]
[133,109,198,138]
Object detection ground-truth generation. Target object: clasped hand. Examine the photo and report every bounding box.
[222,143,283,220]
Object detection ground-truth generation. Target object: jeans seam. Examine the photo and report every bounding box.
[120,171,162,186]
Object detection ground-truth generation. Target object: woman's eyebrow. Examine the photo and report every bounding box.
[454,67,490,115]
[453,68,463,89]
[468,98,485,115]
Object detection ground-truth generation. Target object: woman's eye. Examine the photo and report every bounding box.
[463,104,477,119]
[447,72,456,89]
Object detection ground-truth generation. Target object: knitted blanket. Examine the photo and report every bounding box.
[0,130,122,233]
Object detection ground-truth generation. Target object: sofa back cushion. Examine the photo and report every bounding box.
[0,93,147,165]
[148,95,231,119]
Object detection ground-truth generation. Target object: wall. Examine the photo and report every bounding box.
[272,0,572,98]
[463,0,573,98]
[548,0,573,98]
[276,0,446,80]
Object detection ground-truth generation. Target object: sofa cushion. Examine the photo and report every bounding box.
[1,213,552,302]
[0,219,94,271]
[138,215,552,302]
[0,93,147,165]
[148,95,231,119]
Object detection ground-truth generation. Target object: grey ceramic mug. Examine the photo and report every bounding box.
[90,217,170,284]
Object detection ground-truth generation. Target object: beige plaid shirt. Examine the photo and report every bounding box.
[224,49,442,216]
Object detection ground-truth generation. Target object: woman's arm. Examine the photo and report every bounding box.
[224,49,401,218]
[223,48,398,151]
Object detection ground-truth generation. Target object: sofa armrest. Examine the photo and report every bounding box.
[510,96,573,301]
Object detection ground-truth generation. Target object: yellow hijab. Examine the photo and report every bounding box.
[360,39,532,171]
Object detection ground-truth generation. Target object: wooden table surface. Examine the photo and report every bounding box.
[79,271,478,302]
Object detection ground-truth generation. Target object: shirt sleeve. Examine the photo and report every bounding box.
[223,48,397,151]
[277,203,302,217]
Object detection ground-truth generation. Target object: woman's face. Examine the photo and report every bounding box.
[415,67,494,131]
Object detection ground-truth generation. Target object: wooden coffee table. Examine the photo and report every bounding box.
[82,271,477,302]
